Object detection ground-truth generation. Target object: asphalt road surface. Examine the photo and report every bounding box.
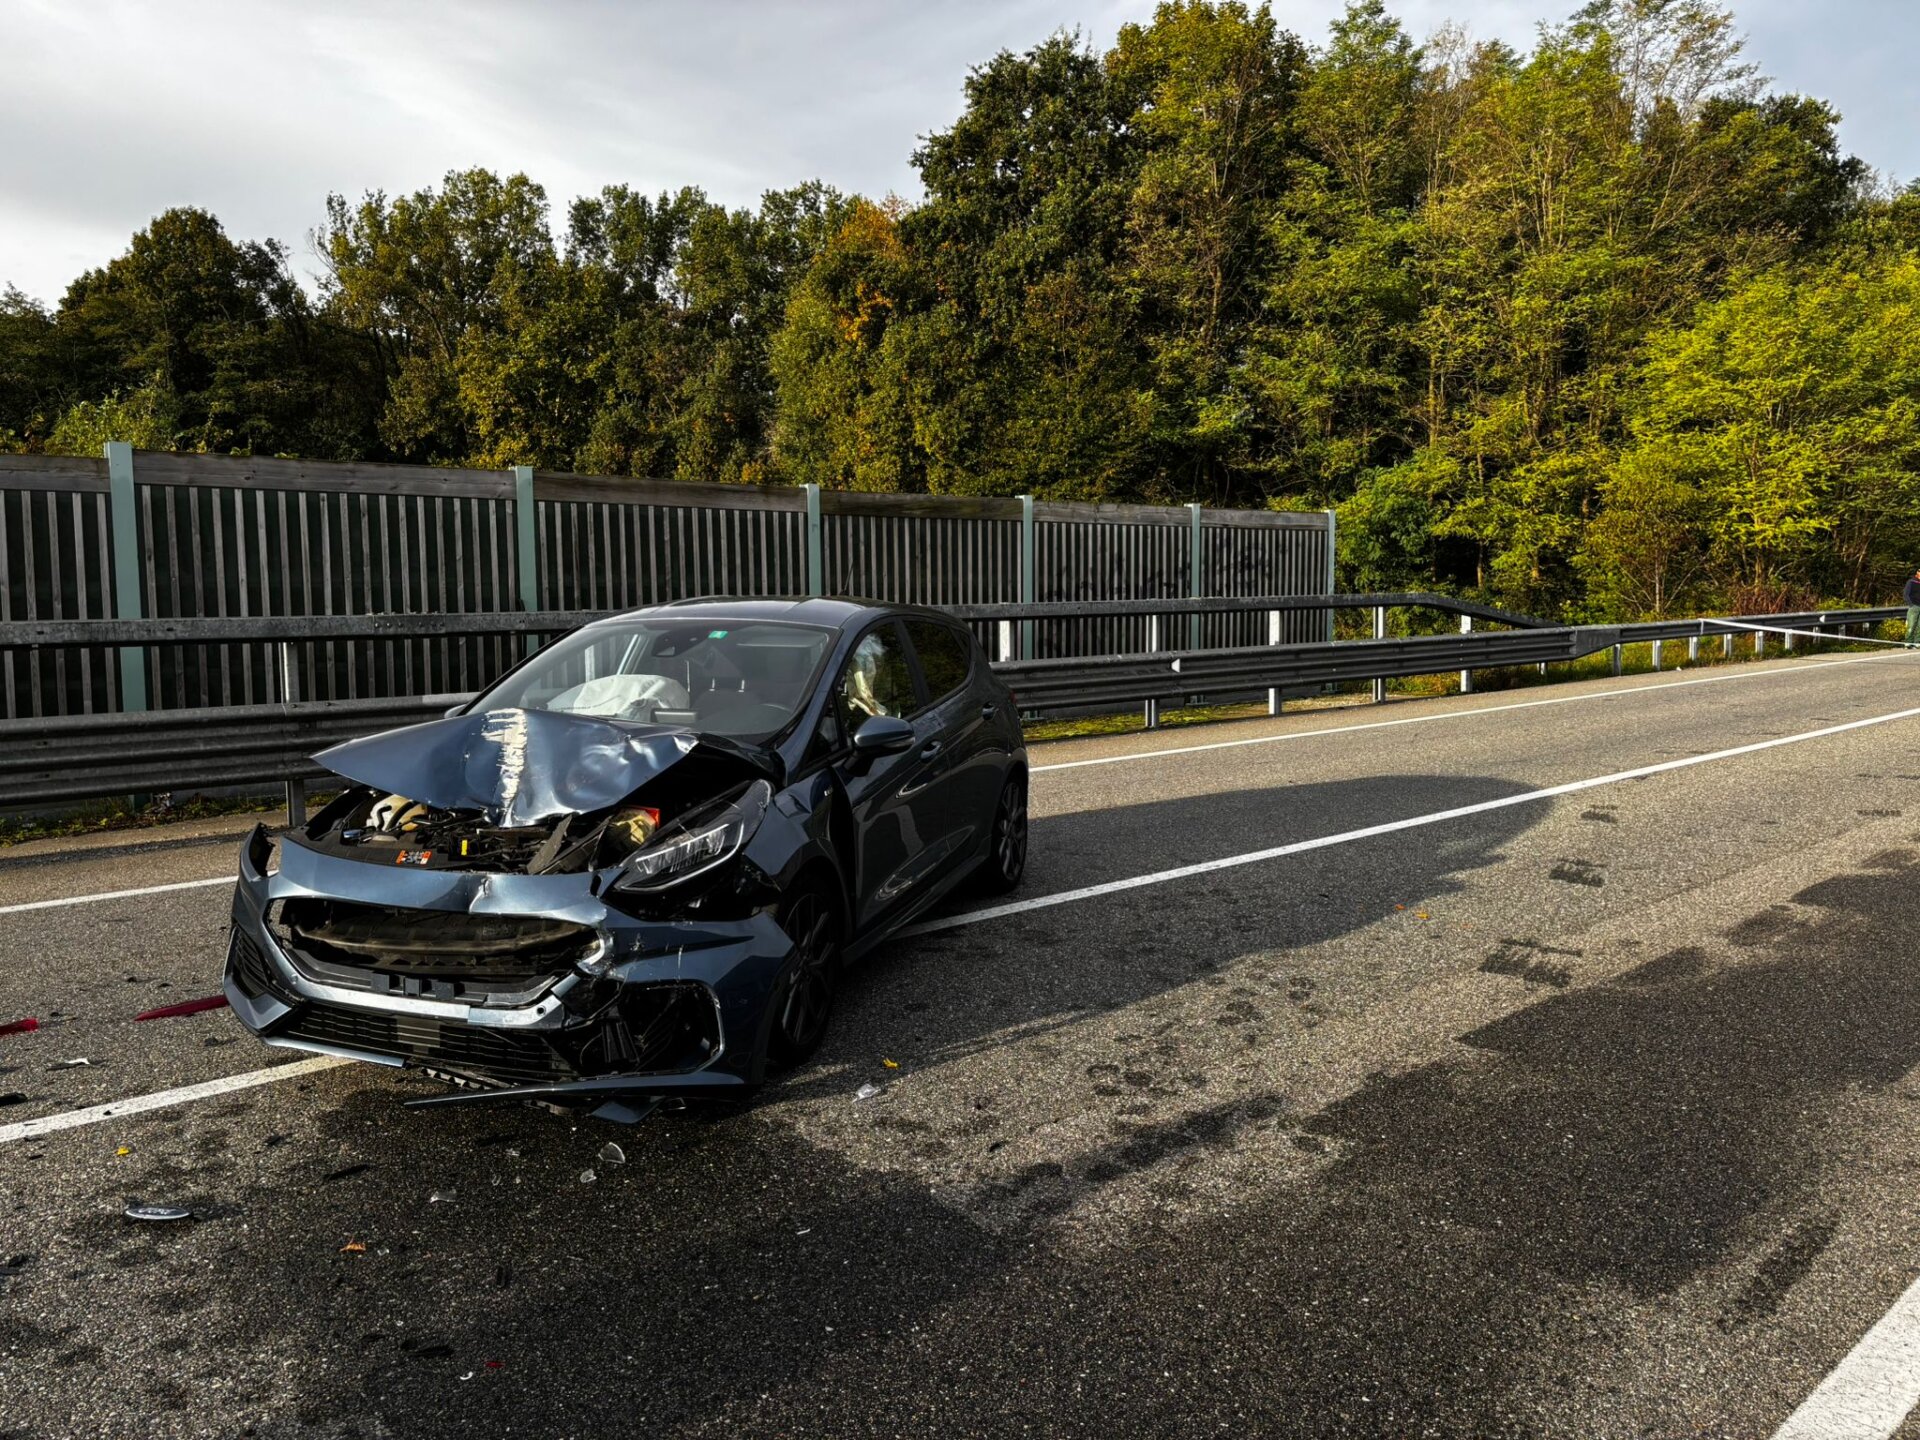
[7,650,1920,1439]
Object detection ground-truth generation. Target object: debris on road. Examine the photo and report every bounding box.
[322,1163,371,1183]
[0,1093,28,1107]
[854,1083,881,1102]
[49,1058,91,1070]
[124,1202,193,1223]
[134,995,230,1022]
[339,1241,366,1254]
[595,1142,626,1166]
[882,1058,900,1069]
[0,1018,39,1037]
[429,1190,456,1204]
[579,1168,597,1184]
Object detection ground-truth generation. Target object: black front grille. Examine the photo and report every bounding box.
[228,928,282,999]
[281,1004,575,1085]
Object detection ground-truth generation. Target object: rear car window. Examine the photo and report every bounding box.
[906,620,973,704]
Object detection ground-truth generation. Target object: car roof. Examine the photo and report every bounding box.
[583,596,956,632]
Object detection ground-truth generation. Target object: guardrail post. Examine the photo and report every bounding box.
[1610,643,1623,676]
[1458,614,1474,694]
[1019,494,1036,660]
[104,442,147,713]
[1651,638,1662,672]
[286,780,307,828]
[1187,503,1204,651]
[804,484,824,597]
[1688,635,1700,663]
[1753,629,1765,659]
[1784,625,1796,654]
[1267,609,1282,715]
[1372,606,1387,704]
[512,465,539,656]
[1722,632,1734,659]
[1144,615,1160,729]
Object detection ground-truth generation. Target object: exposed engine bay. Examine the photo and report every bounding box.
[292,711,781,878]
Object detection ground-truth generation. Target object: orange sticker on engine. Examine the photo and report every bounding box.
[394,850,433,866]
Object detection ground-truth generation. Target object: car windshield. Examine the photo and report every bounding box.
[476,618,836,741]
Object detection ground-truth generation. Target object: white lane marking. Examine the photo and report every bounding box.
[1723,619,1911,649]
[10,699,1919,1146]
[1771,1271,1920,1439]
[0,1055,349,1146]
[0,873,232,917]
[8,651,1905,914]
[909,701,1920,937]
[1032,648,1914,774]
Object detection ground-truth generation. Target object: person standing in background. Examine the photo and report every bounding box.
[1905,568,1920,646]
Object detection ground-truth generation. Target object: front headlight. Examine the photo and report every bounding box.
[611,781,771,894]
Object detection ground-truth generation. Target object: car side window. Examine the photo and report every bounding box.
[906,620,973,707]
[824,625,918,747]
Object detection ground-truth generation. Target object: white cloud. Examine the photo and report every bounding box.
[0,0,1906,305]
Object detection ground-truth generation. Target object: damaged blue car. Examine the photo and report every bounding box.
[224,598,1028,1122]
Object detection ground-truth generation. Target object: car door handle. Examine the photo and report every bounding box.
[980,702,997,718]
[919,740,943,760]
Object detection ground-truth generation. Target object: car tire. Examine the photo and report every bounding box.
[767,885,840,1066]
[976,772,1029,895]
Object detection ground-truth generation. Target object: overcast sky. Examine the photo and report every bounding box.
[3,0,1913,305]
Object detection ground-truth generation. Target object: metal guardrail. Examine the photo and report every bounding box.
[0,598,1904,810]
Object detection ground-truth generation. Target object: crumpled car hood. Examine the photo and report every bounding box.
[314,706,780,826]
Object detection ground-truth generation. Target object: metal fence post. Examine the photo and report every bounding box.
[1753,630,1765,659]
[104,442,147,712]
[1651,639,1663,672]
[1458,614,1474,694]
[1323,510,1337,644]
[1722,632,1734,659]
[1373,606,1387,704]
[804,483,824,597]
[512,465,539,656]
[1187,503,1204,652]
[1611,644,1623,676]
[1019,494,1035,660]
[1687,635,1700,663]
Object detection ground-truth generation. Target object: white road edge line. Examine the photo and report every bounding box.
[7,650,1908,916]
[907,700,1920,937]
[0,1055,349,1146]
[0,873,233,917]
[1032,648,1915,773]
[8,700,1919,1146]
[1770,1271,1920,1440]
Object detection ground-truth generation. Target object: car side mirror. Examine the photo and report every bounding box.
[851,715,914,762]
[443,703,467,719]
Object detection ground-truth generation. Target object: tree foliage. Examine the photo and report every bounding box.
[3,0,1910,616]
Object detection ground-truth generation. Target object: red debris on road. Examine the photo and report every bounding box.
[0,1017,39,1036]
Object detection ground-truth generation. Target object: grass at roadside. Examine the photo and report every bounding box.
[0,793,281,848]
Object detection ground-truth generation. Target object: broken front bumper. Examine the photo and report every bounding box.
[224,825,794,1109]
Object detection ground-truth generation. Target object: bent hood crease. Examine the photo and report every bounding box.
[314,707,781,826]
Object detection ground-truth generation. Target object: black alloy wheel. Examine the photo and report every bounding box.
[769,887,839,1064]
[978,773,1029,895]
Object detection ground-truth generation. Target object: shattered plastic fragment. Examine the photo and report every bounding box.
[134,995,230,1021]
[50,1058,91,1070]
[429,1190,456,1204]
[340,1241,366,1253]
[579,1168,597,1184]
[854,1083,881,1102]
[595,1142,626,1166]
[124,1202,192,1223]
[0,1017,39,1037]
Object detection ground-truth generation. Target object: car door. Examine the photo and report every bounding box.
[823,620,940,932]
[902,618,1001,862]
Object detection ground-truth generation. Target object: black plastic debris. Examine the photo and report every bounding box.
[124,1202,193,1223]
[0,1093,28,1107]
[323,1163,372,1183]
